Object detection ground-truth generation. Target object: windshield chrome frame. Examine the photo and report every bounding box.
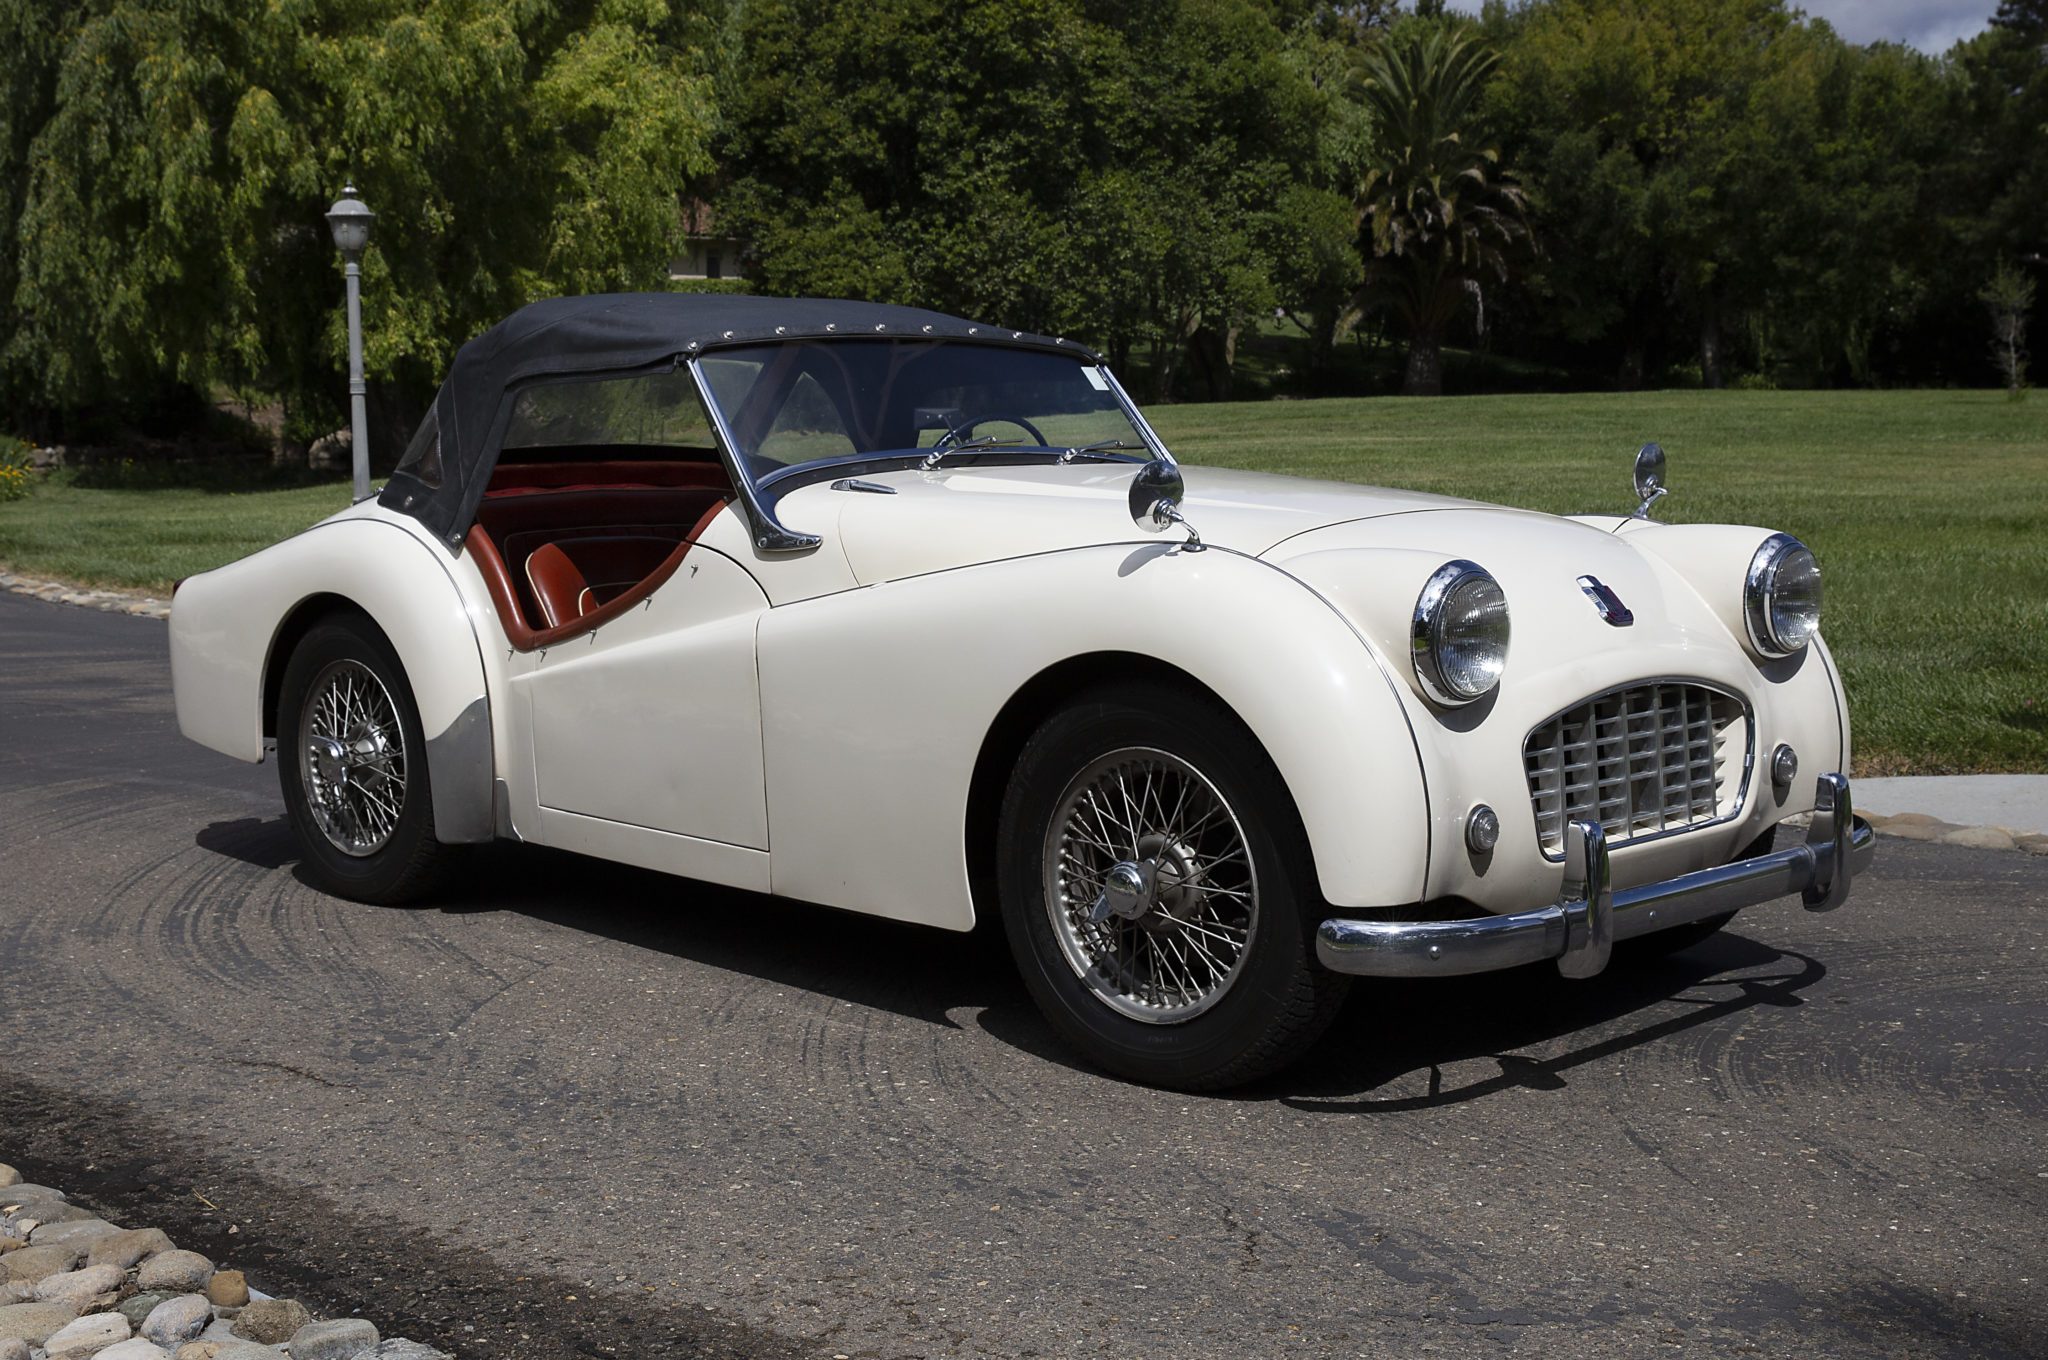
[686,345,1176,555]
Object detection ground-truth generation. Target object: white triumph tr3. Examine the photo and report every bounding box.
[170,293,1872,1089]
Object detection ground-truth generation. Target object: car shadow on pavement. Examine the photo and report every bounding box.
[196,816,1828,1104]
[1267,933,1826,1112]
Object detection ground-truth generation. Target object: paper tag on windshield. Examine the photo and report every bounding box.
[1084,367,1110,391]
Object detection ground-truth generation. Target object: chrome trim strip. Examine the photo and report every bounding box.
[1096,366,1178,473]
[1315,774,1874,979]
[686,357,823,555]
[1524,677,1756,863]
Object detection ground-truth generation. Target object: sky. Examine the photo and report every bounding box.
[1438,0,2003,53]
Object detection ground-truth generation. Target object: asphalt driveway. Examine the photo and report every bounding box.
[2,591,2042,1358]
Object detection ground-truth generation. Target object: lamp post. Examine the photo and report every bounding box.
[324,185,376,502]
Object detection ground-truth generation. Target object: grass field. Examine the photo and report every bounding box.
[3,389,2042,773]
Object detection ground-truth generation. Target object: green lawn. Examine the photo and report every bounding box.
[2,389,2042,773]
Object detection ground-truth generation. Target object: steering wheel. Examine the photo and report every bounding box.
[934,413,1051,450]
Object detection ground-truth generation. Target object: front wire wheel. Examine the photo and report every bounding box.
[1044,748,1258,1023]
[998,684,1350,1090]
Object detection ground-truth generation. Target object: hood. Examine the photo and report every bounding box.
[781,462,1489,584]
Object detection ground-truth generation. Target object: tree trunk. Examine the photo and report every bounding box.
[1403,334,1443,396]
[1699,295,1723,390]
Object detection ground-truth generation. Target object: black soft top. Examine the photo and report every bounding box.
[380,292,1089,544]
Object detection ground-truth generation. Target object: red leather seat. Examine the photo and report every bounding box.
[525,535,679,628]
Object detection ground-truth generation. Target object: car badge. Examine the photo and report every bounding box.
[1577,575,1634,626]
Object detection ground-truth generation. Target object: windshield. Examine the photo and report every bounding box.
[696,340,1148,481]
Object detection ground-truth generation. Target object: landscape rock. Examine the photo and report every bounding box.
[0,1338,26,1360]
[1940,825,2015,850]
[140,1296,211,1348]
[44,1310,132,1358]
[173,1346,222,1360]
[229,1300,310,1346]
[0,1299,81,1344]
[203,1271,248,1309]
[33,1220,123,1250]
[373,1342,454,1359]
[116,1294,173,1329]
[34,1263,126,1306]
[0,1169,17,1189]
[1,1243,82,1284]
[136,1252,213,1295]
[96,1340,173,1360]
[2015,833,2048,856]
[1879,818,1961,841]
[2,1184,65,1203]
[207,1345,288,1360]
[0,1284,29,1306]
[89,1230,174,1272]
[289,1318,380,1360]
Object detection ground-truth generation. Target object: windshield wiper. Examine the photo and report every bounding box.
[921,434,1019,470]
[1059,438,1148,463]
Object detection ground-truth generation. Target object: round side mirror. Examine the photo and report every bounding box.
[1633,443,1666,502]
[1128,458,1186,530]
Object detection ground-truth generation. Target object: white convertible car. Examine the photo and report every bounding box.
[170,293,1871,1089]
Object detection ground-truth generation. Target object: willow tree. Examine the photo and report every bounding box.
[0,0,721,448]
[1352,24,1528,396]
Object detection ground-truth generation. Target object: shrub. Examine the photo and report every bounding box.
[0,436,36,502]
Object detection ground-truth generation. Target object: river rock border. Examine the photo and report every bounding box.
[0,571,169,620]
[0,1163,446,1360]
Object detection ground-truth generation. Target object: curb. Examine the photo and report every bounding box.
[0,570,169,620]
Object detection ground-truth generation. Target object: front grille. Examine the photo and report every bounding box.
[1523,682,1749,859]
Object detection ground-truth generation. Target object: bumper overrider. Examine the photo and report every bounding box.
[1317,773,1873,980]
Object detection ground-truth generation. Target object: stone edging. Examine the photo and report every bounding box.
[0,571,169,620]
[1,1162,446,1360]
[1862,812,2048,856]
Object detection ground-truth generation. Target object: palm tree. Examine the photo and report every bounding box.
[1352,26,1529,396]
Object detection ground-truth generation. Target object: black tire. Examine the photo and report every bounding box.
[1628,825,1779,958]
[995,682,1350,1090]
[276,611,452,904]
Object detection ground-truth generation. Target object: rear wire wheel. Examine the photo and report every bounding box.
[277,613,453,904]
[997,682,1349,1090]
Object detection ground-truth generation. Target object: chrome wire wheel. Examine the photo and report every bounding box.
[298,658,408,857]
[1042,746,1260,1024]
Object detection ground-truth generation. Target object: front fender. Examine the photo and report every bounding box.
[169,512,495,843]
[756,543,1430,931]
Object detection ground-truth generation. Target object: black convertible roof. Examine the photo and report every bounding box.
[380,292,1089,543]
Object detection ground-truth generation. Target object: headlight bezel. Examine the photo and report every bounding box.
[1411,559,1511,706]
[1743,533,1823,658]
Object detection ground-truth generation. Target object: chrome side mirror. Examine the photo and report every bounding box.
[1128,458,1204,551]
[1632,442,1669,519]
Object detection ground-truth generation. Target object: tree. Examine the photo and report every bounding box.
[0,0,721,451]
[720,0,1328,400]
[1351,22,1529,395]
[1981,259,2035,396]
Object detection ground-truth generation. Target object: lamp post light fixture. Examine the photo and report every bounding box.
[324,184,376,503]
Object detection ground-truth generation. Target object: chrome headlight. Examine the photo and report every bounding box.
[1744,533,1822,657]
[1412,561,1510,705]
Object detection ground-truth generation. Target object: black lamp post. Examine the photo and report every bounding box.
[324,185,376,502]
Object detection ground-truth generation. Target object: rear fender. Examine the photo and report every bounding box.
[169,516,495,843]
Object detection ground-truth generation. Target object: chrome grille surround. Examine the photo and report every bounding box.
[1523,680,1752,861]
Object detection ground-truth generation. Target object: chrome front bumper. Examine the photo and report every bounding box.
[1318,773,1872,980]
